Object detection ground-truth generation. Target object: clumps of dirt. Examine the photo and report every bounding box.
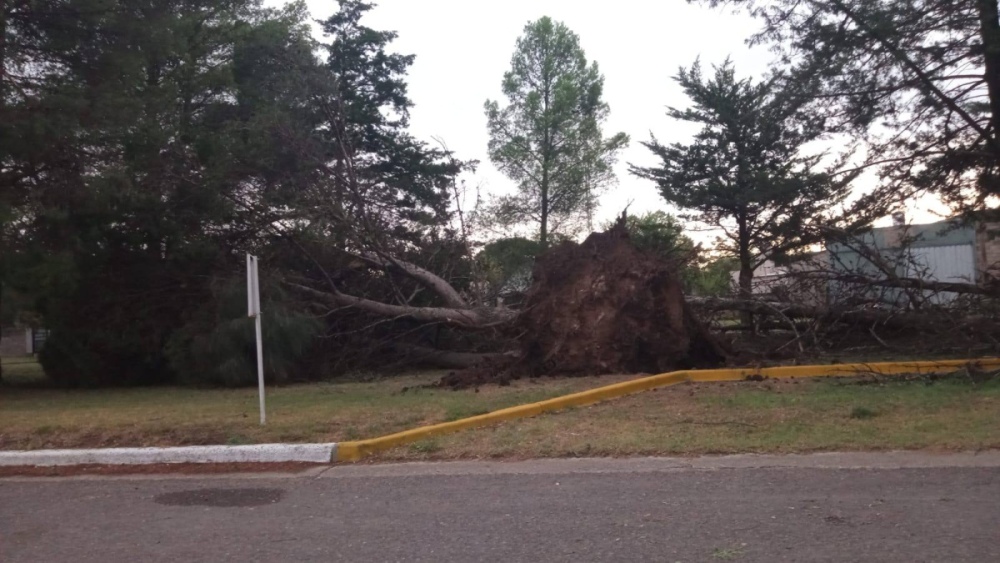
[442,218,730,388]
[435,356,517,389]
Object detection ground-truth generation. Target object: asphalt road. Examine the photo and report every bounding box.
[2,455,999,562]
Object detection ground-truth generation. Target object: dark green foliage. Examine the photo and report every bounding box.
[697,0,1000,212]
[164,276,322,387]
[688,256,739,297]
[849,406,878,420]
[37,253,206,386]
[476,237,542,302]
[631,60,856,297]
[3,0,327,386]
[318,0,463,247]
[611,211,695,262]
[2,0,465,385]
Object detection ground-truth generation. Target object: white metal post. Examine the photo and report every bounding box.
[248,254,266,425]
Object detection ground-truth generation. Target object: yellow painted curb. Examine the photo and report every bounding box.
[334,358,1000,462]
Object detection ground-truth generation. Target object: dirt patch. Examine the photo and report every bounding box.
[442,220,729,388]
[0,461,326,478]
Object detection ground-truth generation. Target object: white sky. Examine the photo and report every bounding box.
[280,0,949,243]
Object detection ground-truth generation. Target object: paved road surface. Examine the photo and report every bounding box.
[2,454,999,562]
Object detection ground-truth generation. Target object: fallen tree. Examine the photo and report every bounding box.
[292,217,731,379]
[688,296,917,328]
[688,291,1000,367]
[289,280,515,330]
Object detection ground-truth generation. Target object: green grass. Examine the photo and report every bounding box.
[2,358,999,459]
[409,439,442,454]
[1,357,45,386]
[0,358,621,450]
[376,376,1000,461]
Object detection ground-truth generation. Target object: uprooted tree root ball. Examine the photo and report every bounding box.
[440,220,730,388]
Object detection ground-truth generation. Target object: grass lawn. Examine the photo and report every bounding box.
[2,357,999,460]
[0,358,622,451]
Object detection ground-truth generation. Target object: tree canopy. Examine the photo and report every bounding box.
[631,59,857,297]
[696,0,1000,211]
[605,211,695,262]
[0,0,467,385]
[6,0,981,386]
[484,17,628,248]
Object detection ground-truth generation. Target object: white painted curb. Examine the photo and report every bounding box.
[0,443,338,467]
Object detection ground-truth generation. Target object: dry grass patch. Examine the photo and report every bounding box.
[3,357,999,459]
[0,358,625,450]
[374,376,1000,461]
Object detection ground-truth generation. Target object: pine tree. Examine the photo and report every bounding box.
[631,60,855,302]
[697,0,1000,211]
[319,0,464,249]
[0,0,336,384]
[484,17,628,248]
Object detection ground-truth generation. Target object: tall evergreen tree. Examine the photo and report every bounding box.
[631,60,856,301]
[484,17,628,248]
[0,0,339,384]
[0,0,471,384]
[697,0,1000,212]
[317,0,463,251]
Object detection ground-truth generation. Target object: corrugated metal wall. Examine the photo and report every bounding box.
[906,244,976,283]
[827,221,978,307]
[905,244,976,304]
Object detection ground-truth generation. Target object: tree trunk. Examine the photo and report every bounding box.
[0,3,5,383]
[540,59,551,250]
[798,271,1000,297]
[978,0,1000,142]
[737,214,755,329]
[540,175,549,249]
[539,124,551,249]
[288,282,516,329]
[687,296,986,332]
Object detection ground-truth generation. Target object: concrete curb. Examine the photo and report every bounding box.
[5,358,998,468]
[0,443,338,467]
[335,357,1000,462]
[320,451,1000,478]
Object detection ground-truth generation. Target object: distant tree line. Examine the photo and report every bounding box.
[2,0,997,385]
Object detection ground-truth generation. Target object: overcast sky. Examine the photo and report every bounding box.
[278,0,949,242]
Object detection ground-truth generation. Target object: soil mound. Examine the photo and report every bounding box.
[441,219,729,388]
[518,220,728,376]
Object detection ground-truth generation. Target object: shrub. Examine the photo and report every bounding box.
[164,276,322,386]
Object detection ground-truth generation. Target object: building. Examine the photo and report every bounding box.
[0,327,30,357]
[730,217,1000,306]
[728,252,829,307]
[0,327,47,357]
[826,218,981,306]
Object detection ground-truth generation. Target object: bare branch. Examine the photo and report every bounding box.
[354,252,468,308]
[286,282,515,329]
